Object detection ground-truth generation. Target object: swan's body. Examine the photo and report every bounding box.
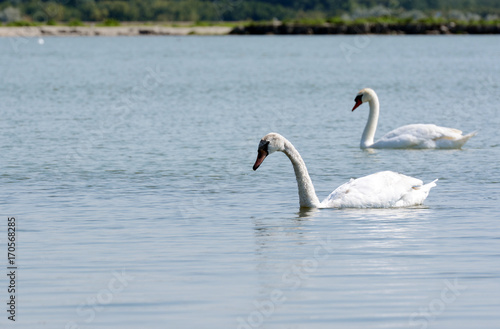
[352,88,476,149]
[322,171,436,208]
[253,133,437,208]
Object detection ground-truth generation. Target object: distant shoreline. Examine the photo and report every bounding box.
[1,22,500,37]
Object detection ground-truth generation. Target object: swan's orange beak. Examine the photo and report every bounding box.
[352,95,363,111]
[253,149,268,171]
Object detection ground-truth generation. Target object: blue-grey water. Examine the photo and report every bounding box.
[1,35,499,328]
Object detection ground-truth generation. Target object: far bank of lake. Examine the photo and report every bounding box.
[1,21,500,37]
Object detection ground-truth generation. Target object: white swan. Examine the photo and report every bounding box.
[352,88,476,149]
[253,133,437,208]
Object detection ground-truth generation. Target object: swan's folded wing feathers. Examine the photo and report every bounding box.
[447,128,463,135]
[374,124,469,149]
[321,171,427,208]
[381,124,443,140]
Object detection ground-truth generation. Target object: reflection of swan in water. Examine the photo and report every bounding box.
[253,133,437,208]
[297,207,319,219]
[352,88,476,149]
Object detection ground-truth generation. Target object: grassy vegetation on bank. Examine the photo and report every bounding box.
[247,16,500,27]
[2,0,500,22]
[1,19,245,28]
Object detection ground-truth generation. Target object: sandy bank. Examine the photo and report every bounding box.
[0,25,232,37]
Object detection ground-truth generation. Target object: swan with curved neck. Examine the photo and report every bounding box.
[253,133,437,208]
[352,88,476,149]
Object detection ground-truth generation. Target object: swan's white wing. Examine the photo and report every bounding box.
[320,171,436,208]
[372,124,474,149]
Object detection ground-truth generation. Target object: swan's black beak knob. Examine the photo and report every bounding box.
[352,95,363,111]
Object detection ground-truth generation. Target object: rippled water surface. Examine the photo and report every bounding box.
[1,36,500,328]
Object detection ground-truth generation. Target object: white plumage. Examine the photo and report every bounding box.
[321,171,437,208]
[352,88,476,149]
[253,133,437,209]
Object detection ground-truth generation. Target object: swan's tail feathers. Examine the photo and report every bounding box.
[464,131,478,139]
[395,179,437,207]
[427,179,438,189]
[457,131,477,147]
[413,179,438,190]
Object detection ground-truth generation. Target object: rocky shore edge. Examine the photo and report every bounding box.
[230,22,500,35]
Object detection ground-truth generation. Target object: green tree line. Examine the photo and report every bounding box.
[1,0,500,23]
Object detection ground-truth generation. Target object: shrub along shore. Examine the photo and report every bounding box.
[231,21,500,34]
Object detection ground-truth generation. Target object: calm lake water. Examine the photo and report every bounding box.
[1,35,499,328]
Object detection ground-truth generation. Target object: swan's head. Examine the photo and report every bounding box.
[252,133,285,171]
[352,88,376,111]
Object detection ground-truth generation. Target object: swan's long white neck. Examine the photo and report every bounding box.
[361,92,380,149]
[282,140,321,208]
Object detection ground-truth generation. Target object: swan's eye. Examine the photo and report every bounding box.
[354,95,363,102]
[258,140,270,155]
